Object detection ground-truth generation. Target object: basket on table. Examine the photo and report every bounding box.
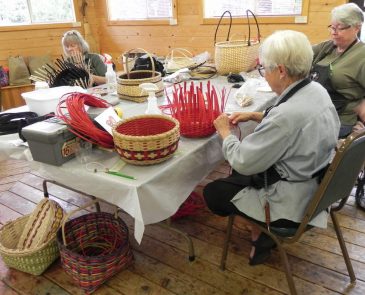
[57,199,133,294]
[163,81,228,138]
[117,48,164,103]
[165,48,196,73]
[112,114,180,165]
[214,10,261,75]
[0,198,65,275]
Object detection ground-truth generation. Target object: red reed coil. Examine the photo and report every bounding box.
[56,92,114,149]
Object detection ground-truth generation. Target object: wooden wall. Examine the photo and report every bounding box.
[97,0,347,71]
[0,0,346,72]
[0,0,100,68]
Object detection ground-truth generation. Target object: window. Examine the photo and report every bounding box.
[107,0,177,25]
[0,0,76,26]
[201,0,309,24]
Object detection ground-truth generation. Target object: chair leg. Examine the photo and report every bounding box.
[220,215,235,270]
[330,210,356,283]
[274,240,298,295]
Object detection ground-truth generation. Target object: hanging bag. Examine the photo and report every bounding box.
[214,10,261,75]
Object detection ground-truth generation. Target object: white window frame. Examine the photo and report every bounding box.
[200,0,310,25]
[106,0,177,26]
[0,0,80,32]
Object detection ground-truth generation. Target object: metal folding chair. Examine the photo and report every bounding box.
[220,129,365,295]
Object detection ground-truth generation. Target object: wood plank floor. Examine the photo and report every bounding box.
[1,159,365,295]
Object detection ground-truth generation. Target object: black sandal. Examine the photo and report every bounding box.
[249,232,276,266]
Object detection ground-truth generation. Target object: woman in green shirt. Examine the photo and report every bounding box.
[312,3,365,138]
[62,30,107,86]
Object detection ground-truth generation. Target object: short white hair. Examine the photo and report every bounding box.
[259,30,313,79]
[331,3,364,27]
[62,30,90,55]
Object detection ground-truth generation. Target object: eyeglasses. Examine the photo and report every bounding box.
[257,65,266,77]
[327,25,351,33]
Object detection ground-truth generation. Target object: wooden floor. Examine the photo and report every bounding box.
[1,159,365,295]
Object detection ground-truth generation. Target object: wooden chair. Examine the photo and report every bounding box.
[220,130,365,295]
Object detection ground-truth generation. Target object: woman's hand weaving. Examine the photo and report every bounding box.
[214,114,231,139]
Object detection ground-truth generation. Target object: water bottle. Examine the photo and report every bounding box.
[105,62,117,94]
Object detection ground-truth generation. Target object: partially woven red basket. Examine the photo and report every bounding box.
[57,207,133,294]
[112,114,180,165]
[178,112,217,138]
[163,81,228,138]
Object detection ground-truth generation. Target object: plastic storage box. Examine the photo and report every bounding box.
[21,86,86,116]
[21,119,78,166]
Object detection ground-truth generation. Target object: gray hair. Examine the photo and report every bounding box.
[62,30,90,55]
[331,3,364,27]
[259,30,313,79]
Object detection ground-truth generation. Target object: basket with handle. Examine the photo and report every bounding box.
[112,114,180,165]
[117,48,164,103]
[57,199,134,294]
[214,10,261,75]
[0,196,65,275]
[119,51,145,72]
[165,48,196,73]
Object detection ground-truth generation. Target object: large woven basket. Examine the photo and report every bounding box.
[117,48,164,103]
[0,199,64,275]
[112,114,180,165]
[214,10,261,75]
[57,200,133,294]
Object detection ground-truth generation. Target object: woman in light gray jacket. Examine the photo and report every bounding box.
[204,30,340,266]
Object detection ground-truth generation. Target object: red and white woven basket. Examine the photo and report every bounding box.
[112,114,180,165]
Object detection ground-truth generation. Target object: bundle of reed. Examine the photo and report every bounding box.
[164,81,229,138]
[30,54,91,89]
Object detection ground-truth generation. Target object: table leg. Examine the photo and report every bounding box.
[160,218,195,261]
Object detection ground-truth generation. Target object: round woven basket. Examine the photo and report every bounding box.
[117,48,164,103]
[112,114,180,165]
[0,199,64,275]
[117,70,164,103]
[57,209,133,294]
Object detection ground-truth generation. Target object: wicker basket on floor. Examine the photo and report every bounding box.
[57,200,133,294]
[0,199,64,275]
[112,114,180,165]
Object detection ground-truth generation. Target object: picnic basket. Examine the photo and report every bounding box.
[112,114,180,165]
[57,199,133,294]
[117,48,164,103]
[214,10,261,75]
[0,198,64,275]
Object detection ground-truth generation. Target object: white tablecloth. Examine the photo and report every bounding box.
[0,76,277,243]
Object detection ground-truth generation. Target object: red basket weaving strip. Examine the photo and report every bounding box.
[116,117,175,136]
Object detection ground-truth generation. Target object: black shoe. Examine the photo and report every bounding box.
[249,232,276,266]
